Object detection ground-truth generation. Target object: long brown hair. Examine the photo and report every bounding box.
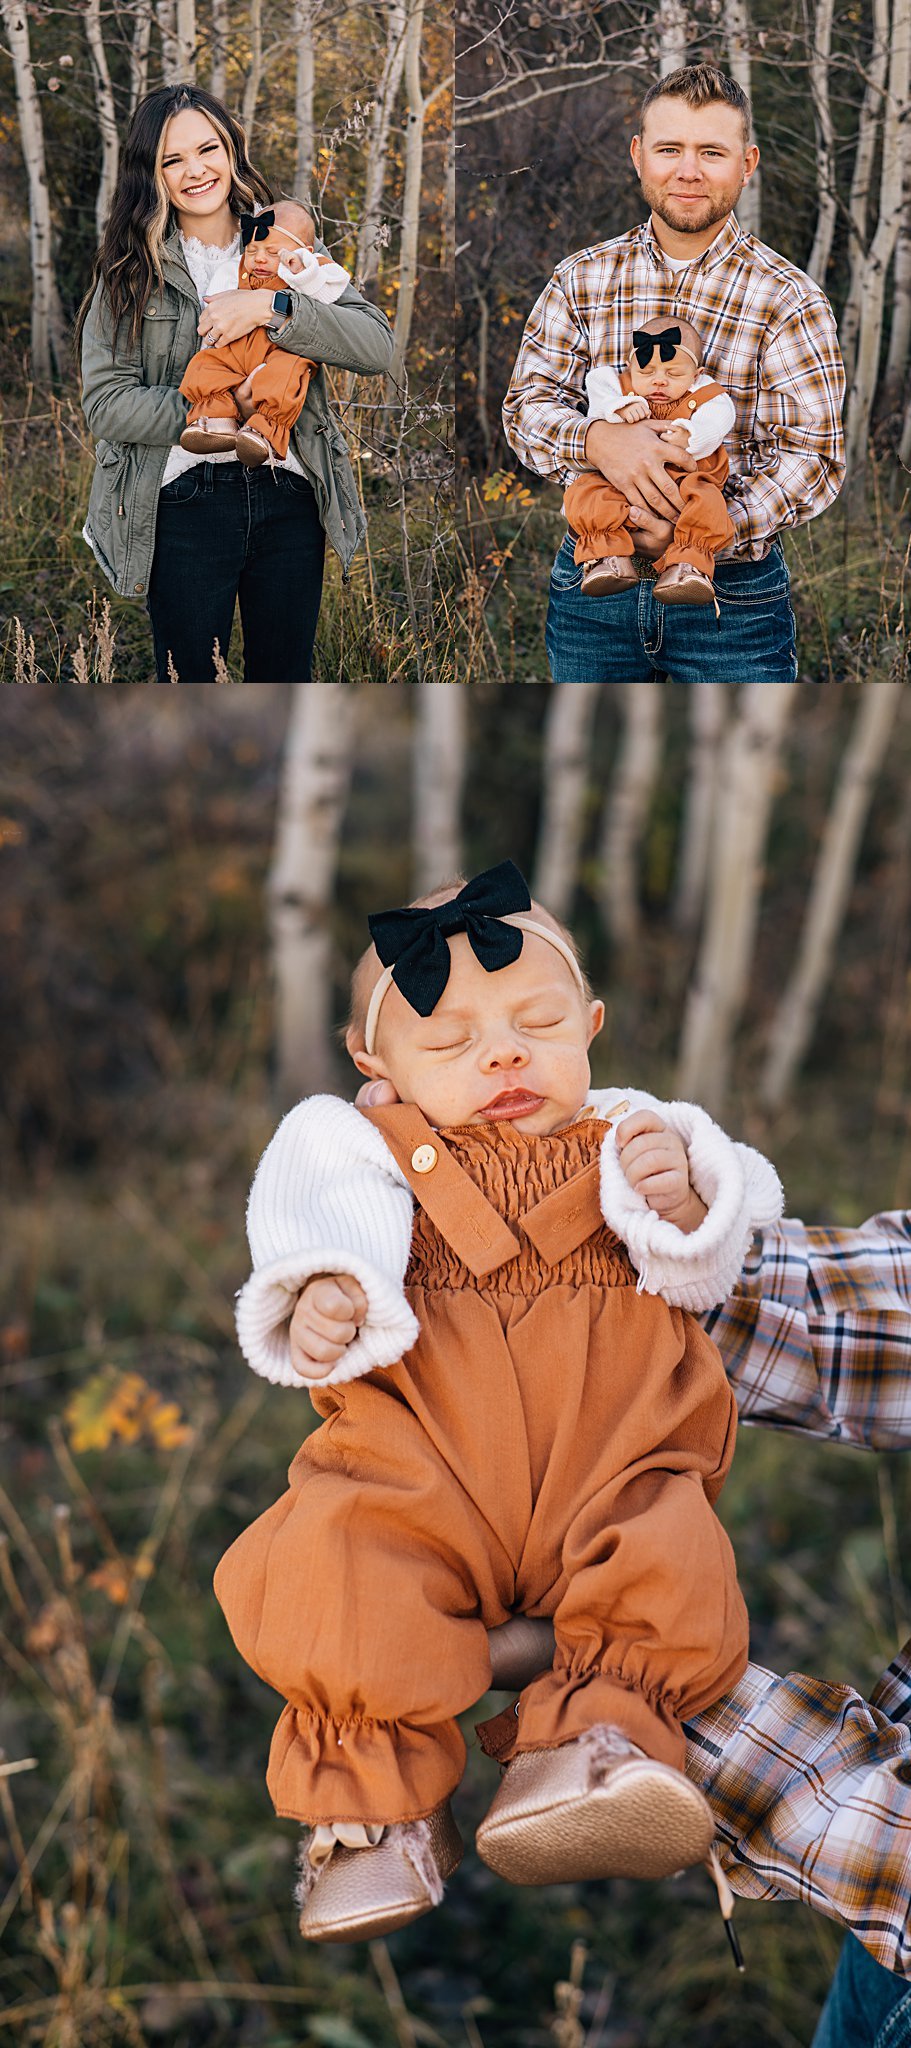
[75,85,273,355]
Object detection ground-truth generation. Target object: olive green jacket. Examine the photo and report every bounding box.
[80,231,394,601]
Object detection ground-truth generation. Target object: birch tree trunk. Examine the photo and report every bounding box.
[84,0,120,239]
[294,0,317,202]
[0,0,67,380]
[597,682,663,951]
[845,0,911,491]
[356,0,407,289]
[209,0,227,98]
[130,2,153,114]
[268,686,357,1103]
[672,683,728,935]
[760,678,905,1109]
[156,0,179,82]
[532,683,600,918]
[387,0,426,392]
[412,686,466,890]
[441,118,455,271]
[242,0,263,140]
[882,165,911,411]
[807,0,837,285]
[839,0,889,385]
[724,0,760,237]
[657,0,688,72]
[677,683,795,1116]
[175,0,195,76]
[901,382,911,463]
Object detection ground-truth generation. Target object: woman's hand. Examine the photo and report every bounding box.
[615,1110,707,1233]
[198,288,273,345]
[289,1274,368,1379]
[232,371,260,422]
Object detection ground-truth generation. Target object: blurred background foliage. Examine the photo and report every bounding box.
[0,684,909,2047]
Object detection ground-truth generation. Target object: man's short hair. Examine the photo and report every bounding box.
[640,64,752,147]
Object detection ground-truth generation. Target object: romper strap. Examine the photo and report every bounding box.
[521,1160,606,1265]
[359,1104,523,1278]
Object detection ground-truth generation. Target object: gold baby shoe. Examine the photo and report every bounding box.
[296,1802,463,1942]
[475,1724,715,1886]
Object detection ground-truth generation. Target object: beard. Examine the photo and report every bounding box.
[640,177,742,237]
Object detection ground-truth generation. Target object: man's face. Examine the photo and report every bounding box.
[631,98,759,237]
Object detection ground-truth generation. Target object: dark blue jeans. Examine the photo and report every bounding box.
[147,462,325,683]
[545,531,798,682]
[812,1936,911,2048]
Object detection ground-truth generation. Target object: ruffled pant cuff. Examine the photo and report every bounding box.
[266,1702,466,1827]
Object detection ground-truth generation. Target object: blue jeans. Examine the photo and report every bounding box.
[148,462,325,683]
[812,1936,911,2048]
[545,531,798,682]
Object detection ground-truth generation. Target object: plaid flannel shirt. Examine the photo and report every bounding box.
[502,213,846,559]
[684,1211,911,1973]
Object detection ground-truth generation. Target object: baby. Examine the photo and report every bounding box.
[214,862,782,1945]
[562,316,736,606]
[179,201,350,469]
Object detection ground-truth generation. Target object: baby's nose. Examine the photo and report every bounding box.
[482,1040,528,1070]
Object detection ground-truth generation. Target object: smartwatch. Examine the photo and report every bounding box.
[271,290,293,320]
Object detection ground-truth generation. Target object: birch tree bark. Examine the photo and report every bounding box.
[268,686,357,1103]
[807,0,837,285]
[156,0,179,82]
[1,0,67,380]
[657,0,687,72]
[672,683,728,936]
[532,683,600,918]
[293,0,318,201]
[724,0,760,237]
[84,0,120,238]
[130,2,153,113]
[761,678,905,1109]
[175,0,196,77]
[844,0,911,490]
[242,0,263,139]
[839,0,889,385]
[209,0,227,98]
[388,0,426,392]
[441,118,455,272]
[356,0,407,289]
[882,164,911,411]
[677,683,795,1116]
[597,682,662,951]
[412,686,466,890]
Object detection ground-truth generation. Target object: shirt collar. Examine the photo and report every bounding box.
[640,210,745,274]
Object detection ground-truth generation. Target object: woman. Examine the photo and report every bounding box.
[77,84,393,682]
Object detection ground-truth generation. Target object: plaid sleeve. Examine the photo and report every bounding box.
[704,1212,911,1448]
[725,293,846,550]
[501,268,594,479]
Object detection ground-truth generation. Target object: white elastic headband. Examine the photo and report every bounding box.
[364,913,587,1055]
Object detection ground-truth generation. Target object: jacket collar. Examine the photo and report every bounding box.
[640,210,745,275]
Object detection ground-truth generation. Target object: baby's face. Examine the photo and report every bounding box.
[627,347,696,403]
[353,933,604,1135]
[243,221,312,279]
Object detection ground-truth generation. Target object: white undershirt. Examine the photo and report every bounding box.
[160,232,305,487]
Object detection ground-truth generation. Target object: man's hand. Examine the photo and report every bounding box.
[289,1273,368,1379]
[615,1110,707,1233]
[198,288,273,345]
[583,418,695,519]
[626,506,676,561]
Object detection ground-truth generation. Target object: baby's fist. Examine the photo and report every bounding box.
[620,398,650,422]
[614,1111,706,1233]
[290,1273,368,1379]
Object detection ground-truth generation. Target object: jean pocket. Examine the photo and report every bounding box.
[549,537,585,592]
[716,548,790,609]
[160,467,202,504]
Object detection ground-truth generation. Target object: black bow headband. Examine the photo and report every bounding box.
[240,209,275,246]
[631,324,681,367]
[368,861,531,1017]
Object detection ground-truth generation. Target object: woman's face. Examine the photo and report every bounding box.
[160,109,233,225]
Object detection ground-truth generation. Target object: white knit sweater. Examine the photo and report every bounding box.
[236,1090,783,1390]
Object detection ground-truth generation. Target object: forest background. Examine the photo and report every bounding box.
[0,0,452,681]
[456,0,911,682]
[1,680,910,2048]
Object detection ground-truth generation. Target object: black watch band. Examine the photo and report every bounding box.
[271,290,293,320]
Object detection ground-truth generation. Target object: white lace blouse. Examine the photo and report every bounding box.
[160,232,305,488]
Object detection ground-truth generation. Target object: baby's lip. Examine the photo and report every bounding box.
[482,1089,546,1118]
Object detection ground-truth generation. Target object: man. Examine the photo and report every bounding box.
[502,64,845,683]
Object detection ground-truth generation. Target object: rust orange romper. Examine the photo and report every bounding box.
[179,265,319,461]
[562,375,736,576]
[214,1104,750,1828]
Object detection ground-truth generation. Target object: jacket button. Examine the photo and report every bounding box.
[411,1144,438,1173]
[148,307,156,315]
[134,582,144,593]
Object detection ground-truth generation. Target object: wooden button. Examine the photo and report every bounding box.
[411,1143,438,1173]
